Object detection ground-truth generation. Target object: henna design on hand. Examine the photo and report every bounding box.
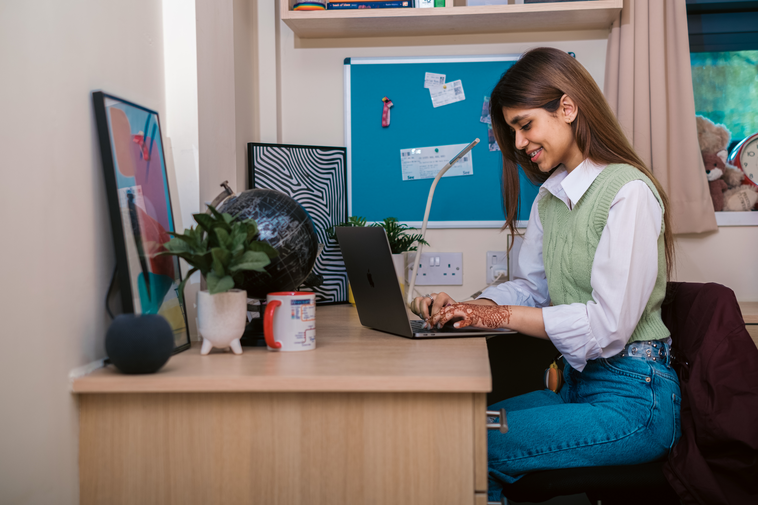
[436,304,513,329]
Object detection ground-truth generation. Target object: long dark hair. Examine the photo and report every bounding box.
[490,47,674,275]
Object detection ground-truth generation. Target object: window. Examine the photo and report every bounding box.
[690,51,758,150]
[687,1,758,222]
[688,0,758,148]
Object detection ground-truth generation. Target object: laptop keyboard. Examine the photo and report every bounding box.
[410,320,427,331]
[411,319,465,333]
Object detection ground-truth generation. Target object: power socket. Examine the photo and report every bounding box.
[408,252,463,286]
[486,251,508,284]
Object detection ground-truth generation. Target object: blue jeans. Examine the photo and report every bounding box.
[487,342,682,502]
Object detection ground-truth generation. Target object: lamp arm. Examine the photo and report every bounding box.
[406,163,453,306]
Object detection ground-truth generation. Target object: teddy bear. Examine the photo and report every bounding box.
[696,115,757,211]
[702,152,728,211]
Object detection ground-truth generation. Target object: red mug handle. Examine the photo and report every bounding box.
[264,300,282,349]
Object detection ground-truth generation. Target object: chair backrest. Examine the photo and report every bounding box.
[660,282,758,504]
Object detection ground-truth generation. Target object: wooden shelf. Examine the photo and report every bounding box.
[281,0,622,39]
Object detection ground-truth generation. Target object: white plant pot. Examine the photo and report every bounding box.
[197,289,247,355]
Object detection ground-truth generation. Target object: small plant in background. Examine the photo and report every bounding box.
[327,215,367,235]
[329,216,429,254]
[160,205,278,304]
[375,217,429,254]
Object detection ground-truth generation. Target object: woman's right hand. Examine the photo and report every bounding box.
[410,292,457,327]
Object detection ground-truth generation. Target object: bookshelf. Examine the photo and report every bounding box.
[280,0,622,39]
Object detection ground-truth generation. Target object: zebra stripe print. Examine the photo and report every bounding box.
[249,143,348,304]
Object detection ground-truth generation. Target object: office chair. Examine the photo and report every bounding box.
[485,282,758,505]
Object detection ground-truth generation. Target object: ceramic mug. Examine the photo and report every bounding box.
[264,292,316,351]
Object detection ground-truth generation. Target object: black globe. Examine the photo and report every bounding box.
[218,188,318,299]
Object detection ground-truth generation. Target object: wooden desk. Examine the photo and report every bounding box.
[73,305,491,505]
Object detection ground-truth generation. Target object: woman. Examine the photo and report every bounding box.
[411,47,681,501]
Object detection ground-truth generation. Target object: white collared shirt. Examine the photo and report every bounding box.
[479,159,663,372]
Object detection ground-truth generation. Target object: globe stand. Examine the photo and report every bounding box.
[240,298,268,347]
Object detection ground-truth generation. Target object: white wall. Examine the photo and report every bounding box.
[163,0,200,229]
[673,229,758,300]
[0,2,166,503]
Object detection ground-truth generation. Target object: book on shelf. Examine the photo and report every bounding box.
[518,0,595,3]
[327,1,415,9]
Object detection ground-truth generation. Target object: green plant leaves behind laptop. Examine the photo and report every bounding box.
[329,216,429,255]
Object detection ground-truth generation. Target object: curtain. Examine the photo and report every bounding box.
[605,0,717,234]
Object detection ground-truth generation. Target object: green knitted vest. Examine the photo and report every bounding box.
[538,164,670,344]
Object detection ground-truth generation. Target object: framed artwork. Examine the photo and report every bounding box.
[248,143,348,304]
[93,92,191,353]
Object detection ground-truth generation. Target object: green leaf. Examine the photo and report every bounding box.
[175,267,199,307]
[214,227,230,248]
[247,241,278,259]
[206,272,234,294]
[230,250,271,272]
[167,232,200,253]
[193,213,216,232]
[348,216,368,227]
[162,236,191,254]
[211,247,231,277]
[232,271,245,287]
[244,220,259,243]
[230,226,247,251]
[206,204,225,221]
[328,215,368,239]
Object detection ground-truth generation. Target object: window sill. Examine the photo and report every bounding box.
[715,211,758,226]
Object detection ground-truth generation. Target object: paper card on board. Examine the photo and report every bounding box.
[480,96,492,124]
[400,143,474,181]
[424,72,446,88]
[429,80,465,108]
[487,124,500,152]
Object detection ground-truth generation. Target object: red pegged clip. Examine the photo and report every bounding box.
[381,97,393,128]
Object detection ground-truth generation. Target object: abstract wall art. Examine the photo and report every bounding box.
[93,92,191,353]
[248,143,348,304]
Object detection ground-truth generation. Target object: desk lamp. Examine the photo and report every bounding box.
[406,138,479,306]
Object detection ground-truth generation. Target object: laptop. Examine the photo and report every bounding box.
[336,226,516,338]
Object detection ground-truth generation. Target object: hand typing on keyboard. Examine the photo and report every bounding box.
[432,303,513,330]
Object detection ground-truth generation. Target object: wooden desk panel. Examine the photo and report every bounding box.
[80,392,481,505]
[76,305,492,505]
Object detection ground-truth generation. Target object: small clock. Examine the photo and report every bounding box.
[727,132,758,189]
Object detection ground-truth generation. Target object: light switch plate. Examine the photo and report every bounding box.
[408,252,463,285]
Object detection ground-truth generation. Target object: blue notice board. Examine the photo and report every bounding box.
[344,55,540,228]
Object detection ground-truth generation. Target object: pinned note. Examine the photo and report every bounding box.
[480,96,492,124]
[400,143,474,181]
[429,80,465,108]
[424,72,445,88]
[488,124,500,152]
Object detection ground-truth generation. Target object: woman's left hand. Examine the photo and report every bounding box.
[434,303,513,330]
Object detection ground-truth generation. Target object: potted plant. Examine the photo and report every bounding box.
[330,216,428,299]
[160,205,277,355]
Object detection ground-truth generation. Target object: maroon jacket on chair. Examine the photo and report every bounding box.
[661,282,758,505]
